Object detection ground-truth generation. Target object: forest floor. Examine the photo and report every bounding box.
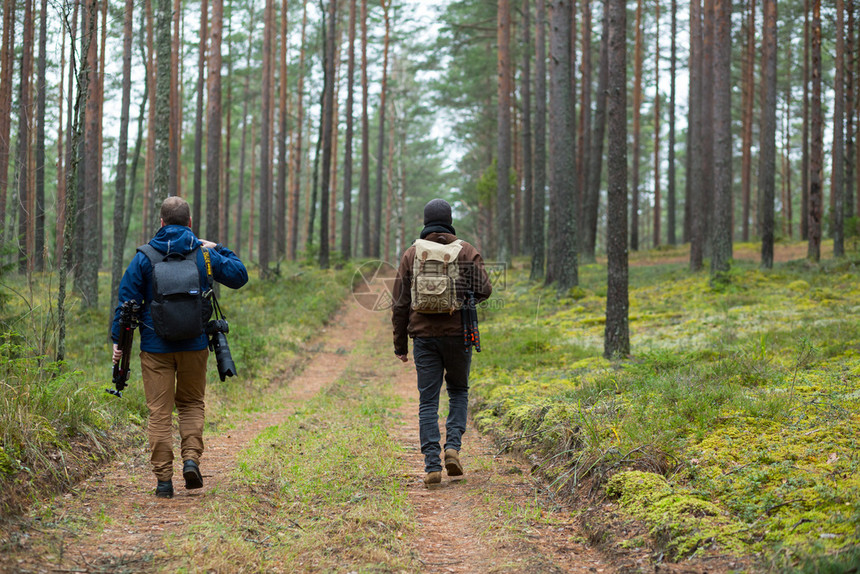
[0,279,643,574]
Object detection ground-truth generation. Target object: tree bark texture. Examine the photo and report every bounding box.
[605,0,628,359]
[0,0,15,243]
[359,0,370,256]
[111,0,136,314]
[583,0,608,261]
[259,0,275,273]
[521,0,533,257]
[277,0,289,259]
[35,0,48,270]
[802,0,810,239]
[16,0,34,273]
[710,0,732,275]
[808,0,823,260]
[531,0,548,280]
[320,0,337,269]
[630,0,643,252]
[154,0,172,206]
[290,0,308,259]
[833,0,846,256]
[372,0,391,258]
[496,0,513,262]
[741,0,756,242]
[206,0,223,243]
[192,0,208,234]
[342,0,357,260]
[668,0,677,245]
[689,0,705,271]
[548,0,577,290]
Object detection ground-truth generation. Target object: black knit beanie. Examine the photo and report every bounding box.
[423,199,453,225]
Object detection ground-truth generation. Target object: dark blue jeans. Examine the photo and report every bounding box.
[413,336,472,473]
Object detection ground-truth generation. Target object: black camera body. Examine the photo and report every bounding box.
[206,319,237,381]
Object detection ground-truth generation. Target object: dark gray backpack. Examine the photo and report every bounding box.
[137,245,211,341]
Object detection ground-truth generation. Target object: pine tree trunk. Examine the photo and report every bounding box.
[653,0,661,248]
[319,0,337,269]
[56,16,66,264]
[629,0,643,252]
[846,0,855,222]
[58,0,98,361]
[530,0,547,280]
[808,0,823,261]
[496,0,513,261]
[16,0,35,273]
[111,0,136,314]
[277,0,289,259]
[222,4,232,246]
[289,0,308,259]
[34,0,48,270]
[548,0,577,290]
[802,0,810,239]
[701,0,715,252]
[578,0,591,250]
[711,0,733,274]
[259,0,275,273]
[605,0,628,359]
[372,0,391,258]
[206,0,222,244]
[359,0,370,257]
[521,0,533,256]
[783,70,793,238]
[193,0,208,234]
[583,0,608,261]
[341,0,357,260]
[689,0,705,270]
[169,0,181,196]
[834,0,846,256]
[236,8,255,256]
[0,0,14,244]
[76,0,99,304]
[142,0,156,243]
[741,0,756,241]
[154,0,172,206]
[668,0,677,245]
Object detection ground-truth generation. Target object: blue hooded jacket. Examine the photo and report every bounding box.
[111,225,249,353]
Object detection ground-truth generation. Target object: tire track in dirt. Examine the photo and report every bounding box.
[1,298,376,574]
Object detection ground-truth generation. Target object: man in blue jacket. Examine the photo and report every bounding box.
[111,197,248,499]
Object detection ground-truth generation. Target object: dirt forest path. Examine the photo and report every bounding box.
[2,280,622,573]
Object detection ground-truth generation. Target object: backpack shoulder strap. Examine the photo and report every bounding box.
[136,244,162,265]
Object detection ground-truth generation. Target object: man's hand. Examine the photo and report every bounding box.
[112,343,122,364]
[396,354,408,363]
[198,239,217,249]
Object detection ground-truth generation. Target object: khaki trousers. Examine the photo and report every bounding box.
[140,350,209,481]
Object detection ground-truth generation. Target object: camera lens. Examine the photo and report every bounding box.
[209,332,237,381]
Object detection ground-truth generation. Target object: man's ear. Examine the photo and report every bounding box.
[160,218,165,228]
[188,216,193,228]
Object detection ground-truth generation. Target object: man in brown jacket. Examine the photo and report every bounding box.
[392,199,492,485]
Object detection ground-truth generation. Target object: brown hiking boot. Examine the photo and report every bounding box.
[424,471,442,486]
[445,449,464,477]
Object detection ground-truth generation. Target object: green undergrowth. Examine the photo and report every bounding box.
[0,261,352,515]
[470,242,860,567]
[167,339,414,572]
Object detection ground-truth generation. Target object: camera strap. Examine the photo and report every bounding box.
[202,248,226,321]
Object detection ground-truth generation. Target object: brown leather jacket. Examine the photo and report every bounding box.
[391,232,493,356]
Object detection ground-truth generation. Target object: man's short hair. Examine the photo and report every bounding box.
[160,196,191,226]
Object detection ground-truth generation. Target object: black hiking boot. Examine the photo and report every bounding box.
[183,460,203,490]
[155,480,174,498]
